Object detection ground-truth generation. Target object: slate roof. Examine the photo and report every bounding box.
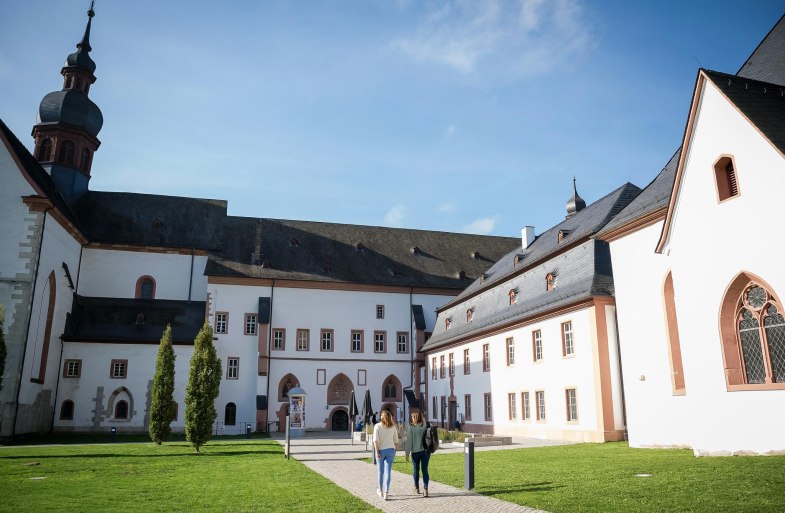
[206,217,521,289]
[0,118,83,231]
[597,14,785,238]
[421,239,615,352]
[737,14,785,86]
[72,191,227,250]
[703,69,785,155]
[439,182,641,310]
[63,295,206,344]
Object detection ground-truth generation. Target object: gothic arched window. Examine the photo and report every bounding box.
[135,276,156,300]
[736,285,785,384]
[384,379,397,400]
[721,275,785,388]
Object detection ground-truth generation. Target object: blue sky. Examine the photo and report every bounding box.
[1,1,782,237]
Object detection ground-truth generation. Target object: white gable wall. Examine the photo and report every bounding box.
[664,80,785,455]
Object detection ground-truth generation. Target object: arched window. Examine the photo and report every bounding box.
[327,374,353,405]
[65,76,73,89]
[381,374,402,402]
[38,138,53,161]
[135,276,156,300]
[115,400,129,419]
[720,274,785,387]
[58,140,75,165]
[60,400,74,420]
[225,403,237,426]
[663,272,686,393]
[714,155,739,202]
[278,373,300,402]
[80,148,91,171]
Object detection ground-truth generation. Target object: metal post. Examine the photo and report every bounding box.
[246,423,251,438]
[464,438,475,490]
[285,414,291,460]
[110,427,116,443]
[350,416,354,446]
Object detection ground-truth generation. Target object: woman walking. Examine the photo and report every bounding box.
[373,410,399,500]
[404,411,431,497]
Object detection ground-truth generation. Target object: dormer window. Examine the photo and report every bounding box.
[471,251,481,259]
[509,289,518,305]
[714,155,739,202]
[289,238,300,247]
[514,254,523,266]
[410,246,422,255]
[546,273,555,291]
[558,230,571,243]
[467,308,474,322]
[355,243,366,252]
[445,318,452,330]
[456,271,466,280]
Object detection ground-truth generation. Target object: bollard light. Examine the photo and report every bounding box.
[464,438,475,490]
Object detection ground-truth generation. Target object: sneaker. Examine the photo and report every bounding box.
[423,488,429,498]
[414,487,420,495]
[376,489,382,498]
[384,493,389,501]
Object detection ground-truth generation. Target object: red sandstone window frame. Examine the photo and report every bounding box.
[483,393,492,421]
[562,321,575,357]
[565,388,578,422]
[449,352,455,376]
[296,329,310,351]
[431,357,437,380]
[535,390,546,421]
[482,343,490,372]
[532,330,543,362]
[374,331,387,353]
[440,355,446,378]
[110,359,128,379]
[376,304,385,319]
[506,337,515,366]
[508,392,517,420]
[521,391,531,421]
[135,275,156,300]
[215,312,228,334]
[63,359,82,378]
[464,394,472,421]
[320,329,334,352]
[226,357,240,380]
[713,154,740,203]
[272,328,286,351]
[351,330,364,353]
[396,332,409,354]
[244,313,257,336]
[464,348,471,374]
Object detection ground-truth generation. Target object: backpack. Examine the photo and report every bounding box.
[423,422,439,454]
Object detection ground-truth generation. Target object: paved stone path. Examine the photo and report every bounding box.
[273,432,562,513]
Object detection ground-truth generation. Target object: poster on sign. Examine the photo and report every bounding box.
[290,396,304,428]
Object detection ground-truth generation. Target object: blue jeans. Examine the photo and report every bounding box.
[377,448,395,492]
[411,450,430,489]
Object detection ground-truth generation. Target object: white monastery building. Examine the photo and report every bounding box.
[1,7,784,456]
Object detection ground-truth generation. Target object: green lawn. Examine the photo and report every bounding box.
[0,439,377,513]
[391,442,785,513]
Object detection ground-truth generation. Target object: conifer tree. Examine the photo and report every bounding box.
[0,305,6,393]
[149,324,176,444]
[185,321,222,452]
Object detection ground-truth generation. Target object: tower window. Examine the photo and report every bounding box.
[80,148,90,171]
[714,155,740,201]
[38,138,53,161]
[58,140,75,165]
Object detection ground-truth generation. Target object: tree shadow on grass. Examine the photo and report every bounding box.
[0,450,281,460]
[480,481,563,496]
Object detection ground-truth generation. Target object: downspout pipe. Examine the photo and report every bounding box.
[187,248,195,302]
[12,206,51,440]
[264,279,275,432]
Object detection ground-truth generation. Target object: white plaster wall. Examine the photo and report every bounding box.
[609,221,691,448]
[78,249,207,301]
[19,217,82,404]
[663,81,785,454]
[428,307,611,442]
[208,282,454,430]
[0,143,37,282]
[54,341,195,433]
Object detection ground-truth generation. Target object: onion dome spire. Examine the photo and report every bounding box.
[66,1,97,73]
[566,177,586,219]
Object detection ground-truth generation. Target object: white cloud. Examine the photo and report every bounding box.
[384,204,407,227]
[439,202,458,214]
[445,124,460,139]
[391,0,596,78]
[463,216,497,235]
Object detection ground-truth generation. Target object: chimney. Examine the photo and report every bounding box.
[521,226,535,249]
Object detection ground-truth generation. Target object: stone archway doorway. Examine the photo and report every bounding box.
[331,409,349,431]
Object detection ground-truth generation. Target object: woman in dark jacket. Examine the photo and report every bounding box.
[404,410,430,497]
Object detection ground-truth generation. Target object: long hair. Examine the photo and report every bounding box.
[410,410,424,426]
[380,409,394,428]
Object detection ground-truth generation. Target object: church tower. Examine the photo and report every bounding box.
[32,3,103,203]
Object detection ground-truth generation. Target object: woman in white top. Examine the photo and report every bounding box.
[373,410,399,500]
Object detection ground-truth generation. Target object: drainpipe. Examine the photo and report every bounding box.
[50,337,65,433]
[612,309,629,440]
[187,248,195,302]
[12,207,51,440]
[264,279,275,431]
[74,244,84,293]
